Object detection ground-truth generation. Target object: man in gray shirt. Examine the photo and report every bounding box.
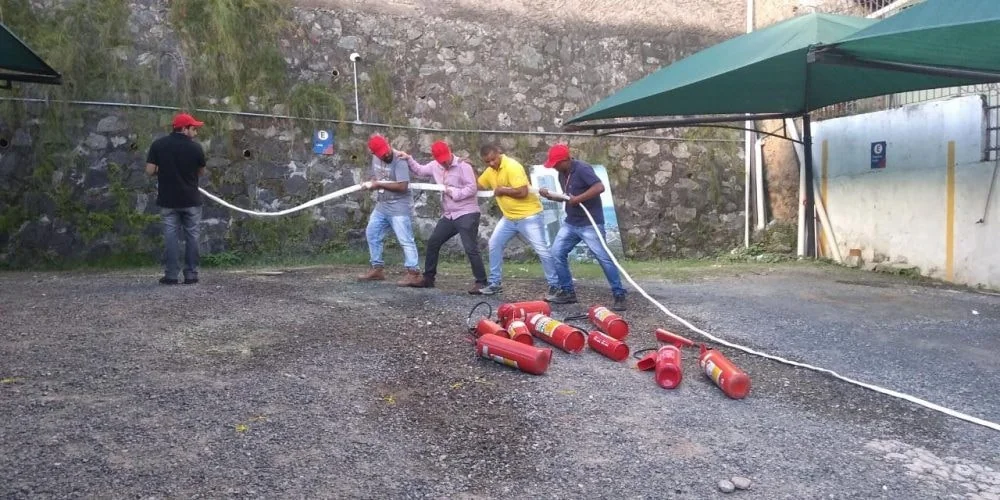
[358,134,423,287]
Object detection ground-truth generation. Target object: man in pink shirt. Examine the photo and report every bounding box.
[396,141,487,293]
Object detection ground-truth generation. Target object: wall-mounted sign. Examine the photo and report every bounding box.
[313,129,334,155]
[871,141,886,169]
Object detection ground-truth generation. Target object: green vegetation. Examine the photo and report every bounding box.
[168,0,289,108]
[751,220,798,254]
[1,0,170,102]
[0,0,361,268]
[363,65,405,126]
[573,140,613,169]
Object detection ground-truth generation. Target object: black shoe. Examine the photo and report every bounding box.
[544,286,560,302]
[478,284,502,295]
[548,290,578,304]
[183,278,199,285]
[612,295,627,311]
[159,277,179,285]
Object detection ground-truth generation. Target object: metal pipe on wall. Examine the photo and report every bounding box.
[754,136,766,230]
[349,52,362,123]
[787,117,807,257]
[0,97,743,142]
[744,0,754,247]
[803,114,817,257]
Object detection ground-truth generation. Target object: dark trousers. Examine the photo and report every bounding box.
[424,212,487,284]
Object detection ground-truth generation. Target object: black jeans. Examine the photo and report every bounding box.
[424,212,487,284]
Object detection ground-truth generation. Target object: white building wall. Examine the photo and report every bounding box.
[812,95,1000,289]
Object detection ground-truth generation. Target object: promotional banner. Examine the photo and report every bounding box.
[530,164,624,261]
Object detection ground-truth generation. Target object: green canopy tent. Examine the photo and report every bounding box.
[812,0,1000,81]
[563,11,1000,257]
[0,22,61,87]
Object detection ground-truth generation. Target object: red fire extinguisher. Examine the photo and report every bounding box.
[525,313,586,354]
[473,318,508,339]
[655,328,695,349]
[497,301,551,328]
[586,330,629,361]
[588,305,629,340]
[698,344,751,399]
[654,345,683,389]
[506,320,534,346]
[476,334,552,376]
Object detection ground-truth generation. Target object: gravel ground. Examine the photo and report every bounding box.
[2,263,998,499]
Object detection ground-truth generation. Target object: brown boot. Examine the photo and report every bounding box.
[397,269,423,287]
[357,266,385,281]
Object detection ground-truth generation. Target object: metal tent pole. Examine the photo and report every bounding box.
[803,113,817,258]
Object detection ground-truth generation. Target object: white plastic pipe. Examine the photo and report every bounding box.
[744,0,755,247]
[786,118,807,257]
[352,59,361,123]
[784,118,841,262]
[744,131,752,247]
[812,180,843,263]
[754,136,766,230]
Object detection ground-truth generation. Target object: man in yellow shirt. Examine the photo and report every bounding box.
[476,144,558,296]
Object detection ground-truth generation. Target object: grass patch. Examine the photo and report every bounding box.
[437,257,822,282]
[0,246,821,280]
[201,248,372,269]
[0,251,156,272]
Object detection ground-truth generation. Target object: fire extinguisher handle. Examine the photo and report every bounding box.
[632,347,658,359]
[466,301,493,330]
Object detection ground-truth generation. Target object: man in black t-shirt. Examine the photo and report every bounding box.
[145,113,207,285]
[538,144,628,311]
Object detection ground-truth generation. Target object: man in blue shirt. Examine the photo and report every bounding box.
[538,144,628,311]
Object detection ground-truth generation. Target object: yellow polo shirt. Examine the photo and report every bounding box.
[477,155,543,220]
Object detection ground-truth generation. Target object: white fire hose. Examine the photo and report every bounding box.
[199,184,1000,433]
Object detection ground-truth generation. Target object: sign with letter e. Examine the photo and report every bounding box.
[313,129,334,155]
[870,141,886,169]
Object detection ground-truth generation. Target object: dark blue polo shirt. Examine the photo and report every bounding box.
[559,159,604,226]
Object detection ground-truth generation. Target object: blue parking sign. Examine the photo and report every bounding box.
[871,141,886,169]
[313,129,334,155]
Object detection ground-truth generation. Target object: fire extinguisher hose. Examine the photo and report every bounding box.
[571,202,1000,433]
[198,183,1000,433]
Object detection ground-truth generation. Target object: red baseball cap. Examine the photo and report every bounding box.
[544,144,571,168]
[368,134,391,157]
[172,113,204,129]
[431,141,453,164]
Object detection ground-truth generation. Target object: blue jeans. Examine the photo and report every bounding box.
[487,214,558,287]
[366,210,420,270]
[161,206,201,280]
[552,223,627,297]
